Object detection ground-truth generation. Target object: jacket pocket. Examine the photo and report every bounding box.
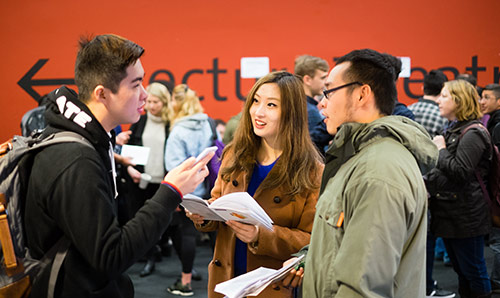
[316,189,345,231]
[431,191,465,219]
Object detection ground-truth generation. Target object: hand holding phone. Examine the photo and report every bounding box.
[195,146,218,163]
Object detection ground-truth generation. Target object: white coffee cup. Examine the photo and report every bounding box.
[139,173,152,189]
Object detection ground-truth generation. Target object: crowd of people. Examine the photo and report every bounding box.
[13,33,500,298]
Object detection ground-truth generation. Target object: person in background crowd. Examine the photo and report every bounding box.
[188,71,324,298]
[222,111,242,145]
[456,73,487,125]
[409,70,449,138]
[479,83,500,294]
[215,119,226,141]
[408,69,455,297]
[294,54,333,155]
[164,84,213,296]
[385,53,416,120]
[427,80,493,298]
[122,82,172,277]
[479,84,500,146]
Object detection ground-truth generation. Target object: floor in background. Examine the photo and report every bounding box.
[128,239,500,298]
[128,240,211,298]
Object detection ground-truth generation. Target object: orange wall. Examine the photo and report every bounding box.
[1,0,499,141]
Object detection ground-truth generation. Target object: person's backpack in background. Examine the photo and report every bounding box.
[206,118,225,192]
[460,123,500,226]
[20,106,46,137]
[0,132,92,298]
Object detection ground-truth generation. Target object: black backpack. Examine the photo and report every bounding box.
[0,131,92,298]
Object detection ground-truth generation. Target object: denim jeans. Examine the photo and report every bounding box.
[435,237,449,262]
[443,236,491,294]
[489,227,500,287]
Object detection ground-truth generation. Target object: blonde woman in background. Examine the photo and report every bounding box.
[164,84,214,296]
[426,80,493,297]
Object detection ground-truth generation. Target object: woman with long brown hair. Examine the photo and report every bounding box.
[188,71,324,298]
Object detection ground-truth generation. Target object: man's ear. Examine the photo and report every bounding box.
[357,84,372,103]
[93,85,107,104]
[303,75,312,86]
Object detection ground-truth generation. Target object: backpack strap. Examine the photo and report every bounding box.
[38,131,93,149]
[207,117,218,142]
[45,238,71,298]
[459,123,494,204]
[31,131,92,298]
[40,132,92,298]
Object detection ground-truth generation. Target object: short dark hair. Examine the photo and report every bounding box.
[484,83,500,99]
[336,49,397,115]
[383,53,402,81]
[423,70,448,96]
[74,34,144,102]
[456,73,477,87]
[215,119,226,126]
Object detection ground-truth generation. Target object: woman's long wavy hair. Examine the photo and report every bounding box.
[220,71,323,197]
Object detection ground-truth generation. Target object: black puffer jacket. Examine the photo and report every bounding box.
[24,86,181,298]
[487,109,500,147]
[426,120,492,238]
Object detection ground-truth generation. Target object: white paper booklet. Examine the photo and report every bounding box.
[214,255,305,298]
[181,192,273,230]
[120,144,150,166]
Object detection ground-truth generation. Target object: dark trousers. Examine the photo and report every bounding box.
[164,211,198,274]
[443,236,491,295]
[489,227,500,287]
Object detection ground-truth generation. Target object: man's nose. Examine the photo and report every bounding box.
[140,85,147,100]
[320,96,327,109]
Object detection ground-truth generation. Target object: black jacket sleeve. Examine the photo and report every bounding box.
[50,151,180,279]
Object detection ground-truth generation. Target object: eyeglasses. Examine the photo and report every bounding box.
[323,82,363,99]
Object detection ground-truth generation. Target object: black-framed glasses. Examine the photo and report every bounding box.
[323,81,363,99]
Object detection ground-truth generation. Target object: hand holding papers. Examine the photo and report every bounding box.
[214,255,305,298]
[181,192,274,230]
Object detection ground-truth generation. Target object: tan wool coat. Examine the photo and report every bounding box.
[196,153,323,298]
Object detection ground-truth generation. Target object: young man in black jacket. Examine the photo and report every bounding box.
[480,83,500,293]
[24,34,213,298]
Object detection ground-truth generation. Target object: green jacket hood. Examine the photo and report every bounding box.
[328,115,438,176]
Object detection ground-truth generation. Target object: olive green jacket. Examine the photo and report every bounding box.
[303,116,438,297]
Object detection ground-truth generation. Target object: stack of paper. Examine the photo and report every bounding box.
[214,255,304,298]
[181,192,274,230]
[120,144,150,165]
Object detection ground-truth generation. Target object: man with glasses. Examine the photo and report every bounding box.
[282,49,438,297]
[480,84,500,147]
